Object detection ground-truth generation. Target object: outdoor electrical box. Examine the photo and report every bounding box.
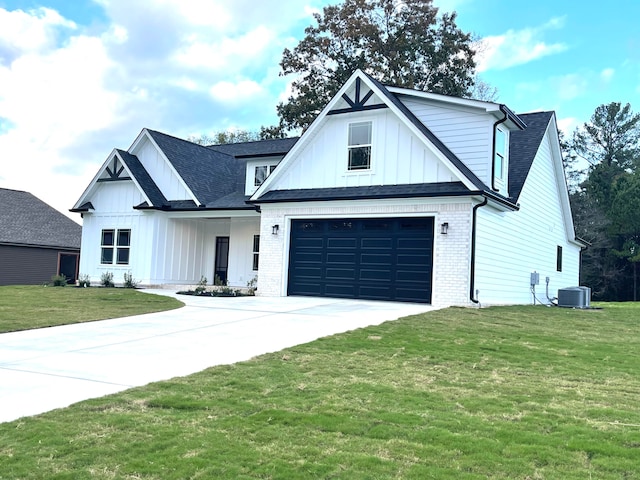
[530,272,540,286]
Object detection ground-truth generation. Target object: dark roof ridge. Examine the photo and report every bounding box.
[144,128,236,159]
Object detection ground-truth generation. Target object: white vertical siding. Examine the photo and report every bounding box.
[474,130,581,305]
[78,181,154,285]
[273,109,458,191]
[400,96,494,186]
[151,217,226,285]
[134,137,191,201]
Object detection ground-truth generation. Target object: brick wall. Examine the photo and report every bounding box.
[256,199,474,307]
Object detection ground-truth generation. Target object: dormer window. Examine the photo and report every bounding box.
[494,128,506,180]
[348,121,372,170]
[493,126,509,193]
[254,165,277,187]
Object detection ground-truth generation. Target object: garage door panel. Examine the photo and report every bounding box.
[397,254,430,265]
[327,237,357,248]
[359,268,392,281]
[297,237,324,248]
[326,268,356,280]
[289,217,433,303]
[361,238,393,248]
[361,253,392,265]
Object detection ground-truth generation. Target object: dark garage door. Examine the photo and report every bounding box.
[288,217,434,303]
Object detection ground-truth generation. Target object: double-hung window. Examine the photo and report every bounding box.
[348,121,372,170]
[494,127,507,182]
[252,234,260,271]
[254,165,277,187]
[101,229,131,265]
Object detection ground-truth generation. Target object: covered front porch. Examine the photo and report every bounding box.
[147,210,260,289]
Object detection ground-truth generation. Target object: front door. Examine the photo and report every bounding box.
[214,236,230,285]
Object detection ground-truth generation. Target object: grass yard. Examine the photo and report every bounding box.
[1,303,640,479]
[0,286,184,333]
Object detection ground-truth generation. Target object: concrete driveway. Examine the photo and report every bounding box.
[0,290,436,423]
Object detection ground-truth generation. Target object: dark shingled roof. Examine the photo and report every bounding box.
[116,150,168,207]
[208,137,299,158]
[508,111,554,202]
[146,129,245,206]
[255,182,471,203]
[1,188,81,249]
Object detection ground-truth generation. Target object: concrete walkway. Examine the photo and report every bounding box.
[0,290,436,423]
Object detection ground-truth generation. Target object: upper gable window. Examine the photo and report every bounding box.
[494,127,507,181]
[254,165,277,187]
[348,121,372,171]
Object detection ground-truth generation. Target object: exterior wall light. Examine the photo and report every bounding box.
[272,224,279,235]
[440,222,449,235]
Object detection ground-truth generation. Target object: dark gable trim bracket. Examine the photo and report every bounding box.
[327,77,388,115]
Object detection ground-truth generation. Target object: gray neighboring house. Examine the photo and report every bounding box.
[0,188,82,286]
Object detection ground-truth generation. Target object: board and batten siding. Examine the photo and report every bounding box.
[400,96,494,186]
[134,137,191,201]
[148,216,260,288]
[273,109,459,191]
[78,180,155,285]
[149,217,215,285]
[473,129,580,305]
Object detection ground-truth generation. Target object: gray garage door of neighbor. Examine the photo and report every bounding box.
[288,217,434,303]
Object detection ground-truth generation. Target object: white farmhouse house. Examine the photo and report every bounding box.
[72,70,585,306]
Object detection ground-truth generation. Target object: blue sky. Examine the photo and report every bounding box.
[0,0,638,220]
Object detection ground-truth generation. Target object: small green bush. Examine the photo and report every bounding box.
[78,274,91,288]
[194,276,207,295]
[247,276,257,295]
[50,274,68,287]
[123,271,139,289]
[100,271,114,288]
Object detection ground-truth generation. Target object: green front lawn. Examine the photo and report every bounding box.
[1,303,640,478]
[0,286,183,333]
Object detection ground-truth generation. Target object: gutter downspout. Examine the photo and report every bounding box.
[491,106,509,191]
[470,197,489,304]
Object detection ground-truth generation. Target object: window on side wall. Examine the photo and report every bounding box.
[556,246,563,272]
[494,127,507,184]
[348,121,372,170]
[254,165,277,187]
[252,234,260,271]
[101,228,131,265]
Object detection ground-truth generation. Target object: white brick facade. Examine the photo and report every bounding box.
[257,198,474,307]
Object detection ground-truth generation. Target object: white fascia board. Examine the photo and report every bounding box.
[72,148,121,209]
[163,209,259,220]
[132,129,202,206]
[386,86,501,112]
[546,114,578,243]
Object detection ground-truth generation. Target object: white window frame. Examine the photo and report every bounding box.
[254,165,277,187]
[347,121,372,171]
[493,126,508,192]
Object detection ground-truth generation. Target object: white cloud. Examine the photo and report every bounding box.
[600,68,615,83]
[209,79,264,104]
[556,116,578,135]
[0,1,318,218]
[0,7,76,56]
[476,17,568,72]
